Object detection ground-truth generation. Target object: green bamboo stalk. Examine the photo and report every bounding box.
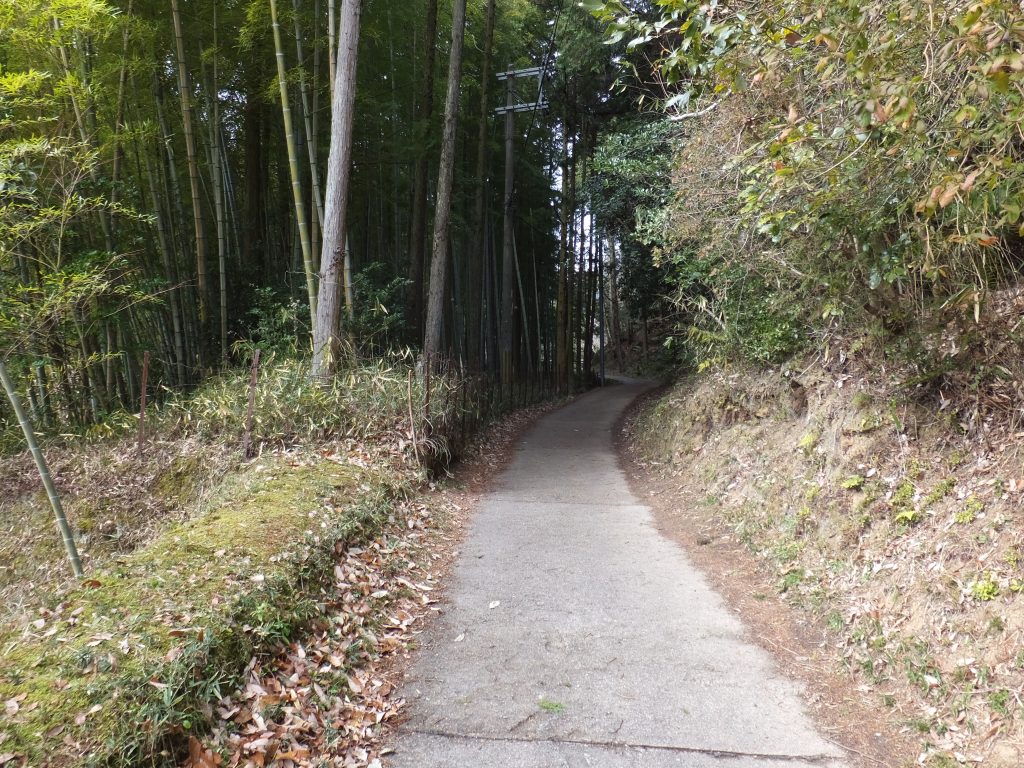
[169,0,209,329]
[270,0,318,325]
[0,359,83,578]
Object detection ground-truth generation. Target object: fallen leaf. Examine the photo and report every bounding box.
[186,735,221,767]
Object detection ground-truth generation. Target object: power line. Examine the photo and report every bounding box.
[524,0,571,148]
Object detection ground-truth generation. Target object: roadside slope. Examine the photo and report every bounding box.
[628,367,1024,767]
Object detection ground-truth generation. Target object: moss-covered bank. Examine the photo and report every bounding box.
[0,451,406,766]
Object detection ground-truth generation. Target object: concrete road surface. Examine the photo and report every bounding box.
[385,380,848,767]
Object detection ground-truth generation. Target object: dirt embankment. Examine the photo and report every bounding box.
[627,364,1024,767]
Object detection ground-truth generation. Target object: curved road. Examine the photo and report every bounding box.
[387,381,847,767]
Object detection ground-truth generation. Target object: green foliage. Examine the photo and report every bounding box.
[841,475,865,491]
[890,480,920,524]
[1,138,148,354]
[585,0,1024,369]
[349,264,410,355]
[236,288,309,359]
[590,118,676,235]
[923,478,956,508]
[553,15,670,369]
[956,495,984,524]
[971,573,1000,601]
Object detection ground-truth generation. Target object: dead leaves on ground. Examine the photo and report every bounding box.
[183,404,543,768]
[190,502,442,768]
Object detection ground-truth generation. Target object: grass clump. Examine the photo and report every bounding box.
[798,430,819,457]
[851,391,873,410]
[539,698,565,713]
[989,689,1012,717]
[922,478,955,508]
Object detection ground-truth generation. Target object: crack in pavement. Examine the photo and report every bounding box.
[404,728,844,765]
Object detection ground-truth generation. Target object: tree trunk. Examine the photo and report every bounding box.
[555,111,571,393]
[422,0,468,366]
[468,0,496,369]
[312,0,362,377]
[327,0,336,102]
[406,0,439,344]
[609,236,621,369]
[241,80,267,284]
[583,215,596,379]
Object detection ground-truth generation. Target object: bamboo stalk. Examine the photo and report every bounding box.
[170,0,209,330]
[271,0,318,326]
[0,359,83,578]
[292,0,326,231]
[211,4,229,366]
[407,369,420,466]
[140,126,188,387]
[344,234,354,323]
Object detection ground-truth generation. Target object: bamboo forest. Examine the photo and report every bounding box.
[8,1,1024,766]
[0,0,638,423]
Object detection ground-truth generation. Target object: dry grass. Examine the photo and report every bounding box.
[631,346,1024,767]
[0,355,531,766]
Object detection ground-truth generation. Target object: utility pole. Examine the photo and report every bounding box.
[500,74,515,396]
[496,66,547,397]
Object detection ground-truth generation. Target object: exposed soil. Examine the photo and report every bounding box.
[618,356,1024,768]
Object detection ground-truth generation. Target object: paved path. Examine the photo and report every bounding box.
[386,381,848,767]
